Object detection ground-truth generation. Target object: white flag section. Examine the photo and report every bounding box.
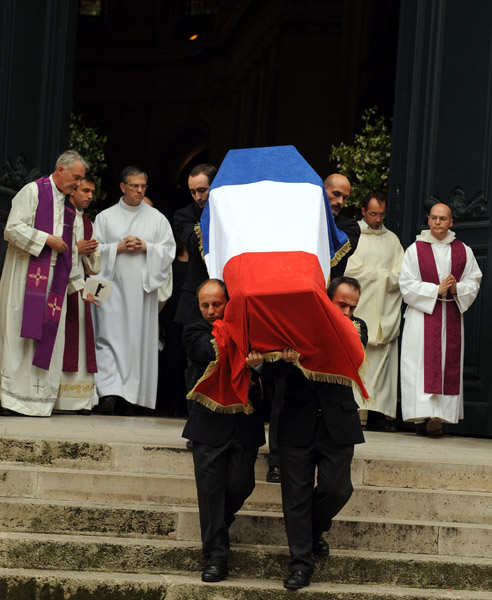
[205,181,332,284]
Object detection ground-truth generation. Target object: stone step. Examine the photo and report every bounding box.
[0,464,282,508]
[341,485,492,524]
[1,435,492,495]
[1,498,492,559]
[0,568,490,600]
[0,436,207,475]
[1,463,491,524]
[352,456,492,494]
[0,533,491,592]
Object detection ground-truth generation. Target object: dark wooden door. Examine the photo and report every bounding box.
[389,0,492,436]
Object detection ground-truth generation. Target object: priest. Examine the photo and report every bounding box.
[345,192,404,429]
[399,203,481,436]
[91,166,175,414]
[0,150,89,416]
[56,174,100,414]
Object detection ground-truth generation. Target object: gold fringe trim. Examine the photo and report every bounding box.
[263,351,284,363]
[186,338,372,412]
[186,337,255,415]
[263,348,373,405]
[330,240,351,269]
[187,390,254,415]
[194,223,206,263]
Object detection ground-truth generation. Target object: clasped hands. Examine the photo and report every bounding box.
[77,238,98,255]
[438,274,457,296]
[118,236,147,254]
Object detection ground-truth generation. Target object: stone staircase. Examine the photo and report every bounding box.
[0,417,490,599]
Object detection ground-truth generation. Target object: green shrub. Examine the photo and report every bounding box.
[68,112,108,218]
[329,107,391,208]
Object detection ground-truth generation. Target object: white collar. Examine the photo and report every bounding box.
[416,229,455,244]
[359,220,387,235]
[49,175,65,200]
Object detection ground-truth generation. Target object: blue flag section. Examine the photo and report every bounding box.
[200,145,348,266]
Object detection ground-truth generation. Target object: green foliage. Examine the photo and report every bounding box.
[329,107,391,208]
[68,112,108,218]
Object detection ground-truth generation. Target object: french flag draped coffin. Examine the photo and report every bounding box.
[190,145,368,413]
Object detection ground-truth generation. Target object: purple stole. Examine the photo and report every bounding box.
[62,214,97,373]
[20,177,76,370]
[416,239,466,395]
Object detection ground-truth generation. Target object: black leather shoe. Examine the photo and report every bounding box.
[118,399,137,417]
[365,419,397,433]
[283,570,310,590]
[201,564,228,582]
[313,535,330,556]
[266,465,281,483]
[94,396,116,415]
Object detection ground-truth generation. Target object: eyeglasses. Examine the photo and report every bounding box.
[367,212,386,218]
[126,184,148,190]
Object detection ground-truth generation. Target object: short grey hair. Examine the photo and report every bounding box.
[120,165,148,184]
[55,150,90,172]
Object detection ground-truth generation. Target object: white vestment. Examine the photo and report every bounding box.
[56,209,100,411]
[345,222,404,418]
[399,230,481,423]
[0,178,82,416]
[92,199,175,408]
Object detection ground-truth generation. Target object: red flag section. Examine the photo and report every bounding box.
[188,252,368,413]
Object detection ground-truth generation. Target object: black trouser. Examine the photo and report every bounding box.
[192,435,258,566]
[267,377,285,468]
[279,418,354,575]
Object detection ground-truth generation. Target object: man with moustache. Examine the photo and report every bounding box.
[0,150,89,416]
[345,192,404,431]
[56,174,100,414]
[399,203,481,436]
[92,166,175,415]
[182,278,265,583]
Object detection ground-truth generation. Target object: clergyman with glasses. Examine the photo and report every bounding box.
[91,166,176,415]
[345,192,404,432]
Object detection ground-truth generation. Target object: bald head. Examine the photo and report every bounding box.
[197,280,228,324]
[324,174,351,217]
[430,203,452,218]
[428,203,453,240]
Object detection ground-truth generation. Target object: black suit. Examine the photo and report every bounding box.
[182,318,265,566]
[331,212,361,279]
[174,203,209,325]
[276,317,366,576]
